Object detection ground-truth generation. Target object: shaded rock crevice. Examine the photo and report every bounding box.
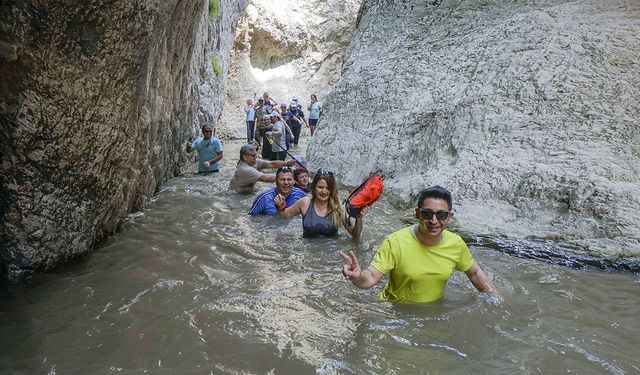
[0,0,247,283]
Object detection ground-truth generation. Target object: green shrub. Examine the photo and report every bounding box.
[209,0,219,18]
[210,55,222,76]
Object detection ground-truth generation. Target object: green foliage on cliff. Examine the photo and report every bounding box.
[209,0,219,18]
[210,55,222,76]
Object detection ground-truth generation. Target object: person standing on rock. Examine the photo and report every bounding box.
[229,143,296,194]
[186,124,224,174]
[244,99,256,143]
[339,186,502,303]
[307,94,322,136]
[249,166,306,215]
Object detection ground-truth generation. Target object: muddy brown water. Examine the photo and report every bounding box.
[1,141,639,374]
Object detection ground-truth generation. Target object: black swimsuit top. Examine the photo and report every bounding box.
[302,201,338,238]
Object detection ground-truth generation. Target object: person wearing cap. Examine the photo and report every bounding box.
[287,102,306,147]
[229,143,296,194]
[249,166,306,215]
[339,186,502,303]
[267,111,288,161]
[185,125,224,173]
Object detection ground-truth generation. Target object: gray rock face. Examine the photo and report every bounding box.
[308,0,640,265]
[0,0,247,283]
[218,0,362,138]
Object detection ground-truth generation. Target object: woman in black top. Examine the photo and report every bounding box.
[274,170,364,238]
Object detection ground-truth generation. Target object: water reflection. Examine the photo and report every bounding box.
[0,141,638,374]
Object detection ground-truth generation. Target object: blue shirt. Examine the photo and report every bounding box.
[309,102,321,120]
[245,106,255,121]
[192,136,223,173]
[249,187,306,215]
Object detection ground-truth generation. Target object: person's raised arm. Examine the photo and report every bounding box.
[204,151,223,169]
[266,159,295,169]
[465,263,502,301]
[274,195,307,219]
[338,250,383,289]
[343,206,367,240]
[257,173,276,183]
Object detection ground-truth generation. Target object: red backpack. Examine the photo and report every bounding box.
[344,175,384,219]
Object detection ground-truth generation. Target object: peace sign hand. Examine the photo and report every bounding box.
[338,250,362,280]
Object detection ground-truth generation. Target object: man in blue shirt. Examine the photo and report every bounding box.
[249,166,305,215]
[186,125,224,173]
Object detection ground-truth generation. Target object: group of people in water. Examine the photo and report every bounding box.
[185,95,502,304]
[243,92,322,160]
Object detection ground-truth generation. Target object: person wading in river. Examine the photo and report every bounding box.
[339,186,501,303]
[249,166,306,215]
[274,169,365,238]
[229,144,296,194]
[293,168,310,193]
[185,124,223,174]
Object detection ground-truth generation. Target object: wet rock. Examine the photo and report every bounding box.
[308,0,640,264]
[217,0,362,138]
[0,0,247,283]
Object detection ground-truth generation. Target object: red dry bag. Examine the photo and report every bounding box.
[344,175,384,219]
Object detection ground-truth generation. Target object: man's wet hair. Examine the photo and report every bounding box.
[240,143,256,158]
[201,124,213,131]
[276,166,293,178]
[417,186,452,210]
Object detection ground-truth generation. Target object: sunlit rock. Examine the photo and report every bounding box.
[217,0,362,138]
[308,0,640,263]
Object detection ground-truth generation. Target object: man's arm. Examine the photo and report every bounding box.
[465,263,501,299]
[339,250,384,289]
[265,159,295,169]
[343,206,367,239]
[257,173,276,183]
[275,195,307,219]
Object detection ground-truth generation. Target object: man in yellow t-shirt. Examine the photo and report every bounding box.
[339,186,501,303]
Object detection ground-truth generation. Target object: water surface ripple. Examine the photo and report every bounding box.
[1,142,638,374]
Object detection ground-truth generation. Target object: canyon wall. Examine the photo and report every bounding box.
[308,0,640,267]
[217,0,362,138]
[0,0,247,283]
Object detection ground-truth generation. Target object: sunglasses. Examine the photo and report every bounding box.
[316,169,334,177]
[203,130,213,133]
[419,209,450,220]
[277,166,292,174]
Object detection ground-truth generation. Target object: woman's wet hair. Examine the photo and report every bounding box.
[417,186,452,210]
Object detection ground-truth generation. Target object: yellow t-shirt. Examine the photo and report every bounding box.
[370,226,474,303]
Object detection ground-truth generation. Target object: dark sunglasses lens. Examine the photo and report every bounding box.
[317,169,334,176]
[421,210,449,220]
[435,211,449,220]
